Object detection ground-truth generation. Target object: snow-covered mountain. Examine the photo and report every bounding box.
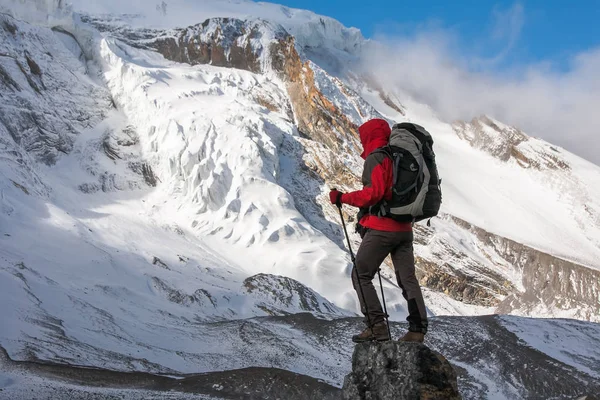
[1,0,599,398]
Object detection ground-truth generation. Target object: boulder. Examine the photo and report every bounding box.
[342,341,461,400]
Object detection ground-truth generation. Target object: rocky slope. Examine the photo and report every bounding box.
[1,314,599,400]
[453,116,569,170]
[410,215,600,321]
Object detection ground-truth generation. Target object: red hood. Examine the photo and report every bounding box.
[359,119,391,159]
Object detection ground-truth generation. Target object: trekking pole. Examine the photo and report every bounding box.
[336,203,372,329]
[377,269,392,340]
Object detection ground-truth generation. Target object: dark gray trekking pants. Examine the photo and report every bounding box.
[352,229,428,334]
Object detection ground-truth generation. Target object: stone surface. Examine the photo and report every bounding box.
[452,116,570,171]
[342,341,461,400]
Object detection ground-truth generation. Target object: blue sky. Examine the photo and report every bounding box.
[266,0,600,71]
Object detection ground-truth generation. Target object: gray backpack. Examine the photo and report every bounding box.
[372,123,442,224]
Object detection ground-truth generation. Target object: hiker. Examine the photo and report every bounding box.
[329,118,430,343]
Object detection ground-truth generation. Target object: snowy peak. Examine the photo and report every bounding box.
[87,15,370,181]
[83,15,293,75]
[67,0,365,59]
[453,116,570,171]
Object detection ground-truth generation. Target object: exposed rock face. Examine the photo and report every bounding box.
[453,116,570,170]
[149,18,288,73]
[82,16,286,74]
[414,254,510,307]
[411,220,515,307]
[280,49,361,153]
[343,341,461,400]
[496,248,600,320]
[449,217,600,321]
[400,214,600,321]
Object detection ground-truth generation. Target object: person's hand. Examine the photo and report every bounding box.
[355,223,368,239]
[329,189,343,207]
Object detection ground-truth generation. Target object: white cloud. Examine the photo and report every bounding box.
[486,2,525,64]
[362,7,600,165]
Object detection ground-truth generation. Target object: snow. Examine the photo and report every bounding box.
[0,0,72,26]
[0,372,12,388]
[498,316,600,379]
[0,9,425,374]
[1,1,600,396]
[96,37,354,307]
[0,368,217,399]
[359,85,600,270]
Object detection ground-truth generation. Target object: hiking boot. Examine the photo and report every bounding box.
[399,331,425,343]
[352,322,390,343]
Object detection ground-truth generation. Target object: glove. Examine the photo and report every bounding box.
[329,189,343,207]
[355,223,368,239]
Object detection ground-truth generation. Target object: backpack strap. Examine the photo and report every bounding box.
[395,153,424,196]
[372,145,402,187]
[378,143,423,197]
[366,147,392,219]
[368,202,387,218]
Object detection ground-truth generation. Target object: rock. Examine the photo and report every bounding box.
[342,341,461,400]
[242,273,344,317]
[452,116,570,171]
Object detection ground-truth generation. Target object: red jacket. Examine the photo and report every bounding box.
[341,119,412,232]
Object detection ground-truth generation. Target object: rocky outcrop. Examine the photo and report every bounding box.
[149,18,288,74]
[497,251,600,321]
[279,48,361,153]
[414,254,510,307]
[83,16,285,74]
[453,116,570,170]
[243,273,342,317]
[342,341,461,400]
